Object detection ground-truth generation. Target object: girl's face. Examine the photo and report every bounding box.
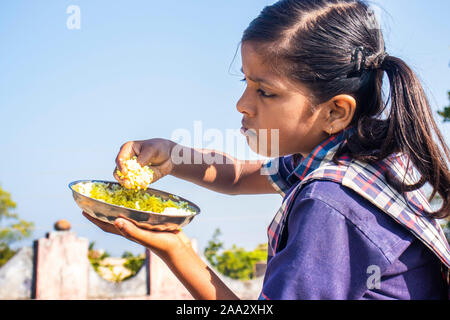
[237,42,329,158]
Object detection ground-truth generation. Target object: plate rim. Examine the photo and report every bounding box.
[68,179,201,218]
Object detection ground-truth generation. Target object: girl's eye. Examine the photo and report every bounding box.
[257,89,276,98]
[240,78,276,98]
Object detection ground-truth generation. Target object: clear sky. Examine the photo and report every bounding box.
[1,0,449,256]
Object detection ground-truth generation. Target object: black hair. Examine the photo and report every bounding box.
[242,0,450,218]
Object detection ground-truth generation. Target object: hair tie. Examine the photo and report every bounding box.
[370,51,389,69]
[349,46,388,77]
[351,46,368,75]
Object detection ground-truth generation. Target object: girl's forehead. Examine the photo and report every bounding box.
[241,43,287,89]
[241,42,273,75]
[241,42,308,94]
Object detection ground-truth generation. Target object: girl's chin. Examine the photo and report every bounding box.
[241,127,283,158]
[245,135,275,158]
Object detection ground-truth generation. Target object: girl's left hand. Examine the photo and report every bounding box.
[82,211,239,300]
[82,211,192,259]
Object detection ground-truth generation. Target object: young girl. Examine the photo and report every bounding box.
[84,0,450,300]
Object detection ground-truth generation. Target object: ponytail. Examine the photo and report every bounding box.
[380,56,450,218]
[343,55,450,218]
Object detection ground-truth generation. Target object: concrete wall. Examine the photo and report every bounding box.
[0,246,33,299]
[0,230,263,300]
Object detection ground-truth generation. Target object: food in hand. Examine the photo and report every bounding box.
[116,156,154,191]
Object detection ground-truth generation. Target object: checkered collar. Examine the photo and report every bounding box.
[286,126,355,184]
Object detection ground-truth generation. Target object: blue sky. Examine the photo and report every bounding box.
[1,0,449,256]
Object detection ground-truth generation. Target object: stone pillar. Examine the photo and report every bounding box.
[146,239,198,300]
[33,230,89,299]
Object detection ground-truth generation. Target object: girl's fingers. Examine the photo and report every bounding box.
[115,141,138,174]
[114,215,184,252]
[83,211,180,252]
[113,167,132,189]
[136,148,156,168]
[114,218,155,247]
[82,211,121,235]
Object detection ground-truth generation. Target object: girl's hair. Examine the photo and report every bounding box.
[242,0,450,218]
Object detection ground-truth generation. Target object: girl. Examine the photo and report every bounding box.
[84,0,450,300]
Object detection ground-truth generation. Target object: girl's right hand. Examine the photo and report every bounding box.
[82,211,192,260]
[114,138,176,188]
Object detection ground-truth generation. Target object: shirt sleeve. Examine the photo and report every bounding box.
[261,156,296,197]
[260,196,391,300]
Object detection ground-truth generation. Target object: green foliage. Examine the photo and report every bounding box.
[437,91,450,122]
[0,185,34,266]
[0,186,16,219]
[204,228,223,267]
[0,185,34,246]
[88,241,111,273]
[121,251,135,258]
[204,228,267,280]
[0,246,17,268]
[122,253,145,281]
[88,242,145,282]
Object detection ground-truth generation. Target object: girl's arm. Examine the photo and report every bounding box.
[115,139,277,195]
[163,237,240,300]
[170,144,277,195]
[82,212,239,300]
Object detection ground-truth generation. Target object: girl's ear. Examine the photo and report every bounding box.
[323,94,357,135]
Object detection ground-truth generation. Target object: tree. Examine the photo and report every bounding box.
[204,228,223,267]
[203,228,267,280]
[214,244,267,280]
[437,91,450,122]
[88,242,145,282]
[0,185,34,267]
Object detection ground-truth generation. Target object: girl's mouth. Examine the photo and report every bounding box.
[240,126,257,137]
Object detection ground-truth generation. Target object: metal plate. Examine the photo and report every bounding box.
[68,180,200,231]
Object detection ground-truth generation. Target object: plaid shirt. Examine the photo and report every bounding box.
[262,128,450,294]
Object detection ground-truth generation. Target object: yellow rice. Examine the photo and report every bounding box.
[73,181,194,215]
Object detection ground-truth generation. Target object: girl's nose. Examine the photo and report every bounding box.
[236,90,256,117]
